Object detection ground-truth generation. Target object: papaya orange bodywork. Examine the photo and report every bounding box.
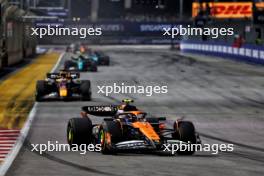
[132,122,160,141]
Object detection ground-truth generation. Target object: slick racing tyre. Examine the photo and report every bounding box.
[67,117,93,148]
[89,63,97,72]
[35,80,47,102]
[99,57,110,66]
[99,121,122,154]
[104,57,110,66]
[172,121,197,155]
[66,46,70,52]
[80,80,91,101]
[92,65,98,72]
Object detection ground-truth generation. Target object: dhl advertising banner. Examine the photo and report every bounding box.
[192,2,264,19]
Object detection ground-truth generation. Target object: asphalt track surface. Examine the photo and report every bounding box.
[6,46,264,176]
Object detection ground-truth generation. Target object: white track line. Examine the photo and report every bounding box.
[0,144,14,147]
[0,141,16,144]
[0,52,65,176]
[0,152,9,155]
[0,148,12,151]
[51,52,64,73]
[0,130,20,133]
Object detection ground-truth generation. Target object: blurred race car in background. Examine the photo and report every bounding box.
[66,43,85,53]
[93,51,110,66]
[36,71,92,101]
[64,54,98,72]
[66,43,110,66]
[67,99,201,155]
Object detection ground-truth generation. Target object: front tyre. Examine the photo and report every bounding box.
[99,121,122,154]
[80,80,92,101]
[104,57,110,66]
[67,118,93,148]
[90,64,98,72]
[35,80,47,102]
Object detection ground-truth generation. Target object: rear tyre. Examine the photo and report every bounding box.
[90,64,97,72]
[172,121,197,155]
[66,46,71,52]
[104,57,110,66]
[67,117,93,148]
[35,80,47,102]
[99,121,122,154]
[80,80,91,101]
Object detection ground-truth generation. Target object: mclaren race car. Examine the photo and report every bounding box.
[64,54,98,72]
[35,71,92,101]
[67,99,201,155]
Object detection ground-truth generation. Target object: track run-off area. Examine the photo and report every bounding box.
[1,46,264,176]
[0,52,60,164]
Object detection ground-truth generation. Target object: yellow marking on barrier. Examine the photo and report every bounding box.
[0,52,60,129]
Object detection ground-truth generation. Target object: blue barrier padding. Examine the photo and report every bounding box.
[180,41,264,65]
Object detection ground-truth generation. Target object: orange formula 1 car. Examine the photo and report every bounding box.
[67,100,201,155]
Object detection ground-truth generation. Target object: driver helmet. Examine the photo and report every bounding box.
[119,99,138,112]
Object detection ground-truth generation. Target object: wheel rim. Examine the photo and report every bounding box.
[68,128,73,143]
[99,130,105,145]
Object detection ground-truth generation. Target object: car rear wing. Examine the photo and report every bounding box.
[47,73,60,79]
[47,72,80,79]
[69,72,80,79]
[71,57,78,60]
[72,55,90,60]
[82,106,118,116]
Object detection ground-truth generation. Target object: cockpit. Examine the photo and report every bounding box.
[116,112,147,122]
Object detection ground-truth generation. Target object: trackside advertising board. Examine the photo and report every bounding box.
[181,41,264,65]
[192,2,264,19]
